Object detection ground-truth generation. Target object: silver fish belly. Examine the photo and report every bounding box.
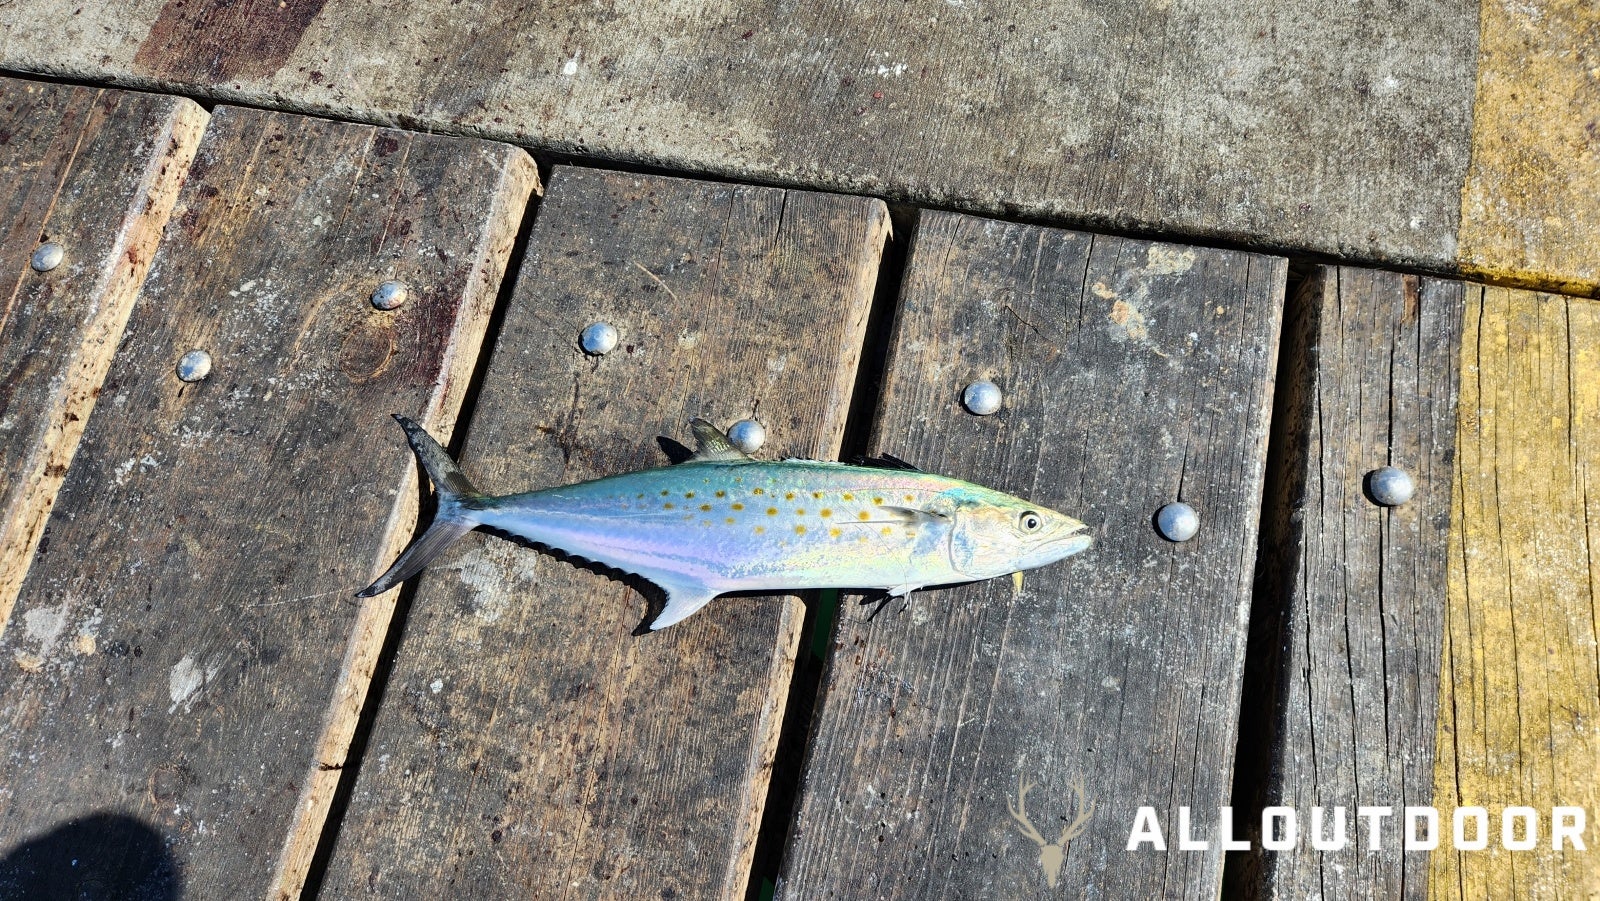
[360,417,1092,630]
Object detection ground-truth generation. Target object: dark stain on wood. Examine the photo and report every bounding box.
[1227,267,1462,899]
[133,0,330,82]
[317,166,888,900]
[0,105,535,900]
[780,211,1286,898]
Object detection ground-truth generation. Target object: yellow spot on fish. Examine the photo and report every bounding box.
[785,492,796,500]
[795,508,805,515]
[873,497,884,505]
[795,524,807,535]
[904,494,914,502]
[767,507,779,516]
[812,491,823,499]
[715,490,726,497]
[726,517,736,524]
[820,509,832,518]
[660,490,670,496]
[700,504,712,511]
[829,527,842,538]
[731,503,744,511]
[636,493,645,499]
[843,492,855,501]
[754,525,765,534]
[664,502,675,509]
[685,491,695,498]
[859,511,871,521]
[881,526,893,535]
[753,487,765,495]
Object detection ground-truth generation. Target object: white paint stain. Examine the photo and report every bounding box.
[168,655,221,714]
[22,602,68,649]
[561,51,581,76]
[430,678,444,694]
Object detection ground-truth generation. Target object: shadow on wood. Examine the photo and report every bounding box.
[0,812,179,901]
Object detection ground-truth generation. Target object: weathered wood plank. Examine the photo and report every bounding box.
[1230,267,1463,898]
[318,167,888,899]
[1430,286,1600,897]
[0,106,536,900]
[1458,0,1600,296]
[0,0,1477,276]
[780,212,1284,897]
[0,80,206,633]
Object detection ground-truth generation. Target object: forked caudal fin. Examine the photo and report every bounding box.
[357,415,487,598]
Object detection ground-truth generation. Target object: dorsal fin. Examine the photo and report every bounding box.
[850,453,923,473]
[687,419,751,462]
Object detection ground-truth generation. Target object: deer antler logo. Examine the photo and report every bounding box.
[1007,772,1095,889]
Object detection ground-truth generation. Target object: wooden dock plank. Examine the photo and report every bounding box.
[0,0,1478,276]
[1232,267,1464,897]
[1430,286,1600,898]
[1458,0,1600,296]
[0,80,206,634]
[318,168,888,898]
[0,106,536,899]
[780,212,1285,897]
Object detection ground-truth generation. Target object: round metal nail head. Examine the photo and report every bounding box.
[370,280,408,310]
[176,350,212,383]
[728,419,766,453]
[1156,502,1199,542]
[31,242,64,272]
[1366,466,1415,506]
[580,321,619,355]
[962,380,1002,415]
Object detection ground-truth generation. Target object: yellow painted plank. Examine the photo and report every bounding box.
[1431,286,1600,898]
[1458,0,1600,296]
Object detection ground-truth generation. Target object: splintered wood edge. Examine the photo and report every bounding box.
[719,198,890,899]
[0,96,209,637]
[267,148,540,901]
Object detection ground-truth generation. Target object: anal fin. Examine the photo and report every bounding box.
[647,576,722,631]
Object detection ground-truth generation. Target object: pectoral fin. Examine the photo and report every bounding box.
[646,576,722,631]
[878,505,950,524]
[687,419,751,463]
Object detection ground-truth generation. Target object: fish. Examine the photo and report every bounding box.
[359,416,1093,630]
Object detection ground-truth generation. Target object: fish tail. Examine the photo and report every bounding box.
[356,415,487,598]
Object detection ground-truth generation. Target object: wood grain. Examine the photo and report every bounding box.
[0,0,1476,274]
[780,211,1285,898]
[0,105,536,900]
[318,167,888,899]
[1430,286,1600,898]
[1231,267,1463,898]
[0,79,206,634]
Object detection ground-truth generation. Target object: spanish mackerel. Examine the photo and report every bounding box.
[359,416,1093,630]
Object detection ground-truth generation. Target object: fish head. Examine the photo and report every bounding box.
[940,487,1093,581]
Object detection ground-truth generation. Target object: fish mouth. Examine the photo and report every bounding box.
[1047,521,1094,559]
[1057,525,1093,556]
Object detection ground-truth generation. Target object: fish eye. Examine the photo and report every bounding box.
[1019,511,1043,533]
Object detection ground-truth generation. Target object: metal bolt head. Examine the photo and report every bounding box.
[1155,502,1199,542]
[962,380,1002,415]
[1366,466,1415,506]
[176,350,212,383]
[30,242,64,272]
[370,280,408,310]
[727,419,766,453]
[580,321,619,355]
